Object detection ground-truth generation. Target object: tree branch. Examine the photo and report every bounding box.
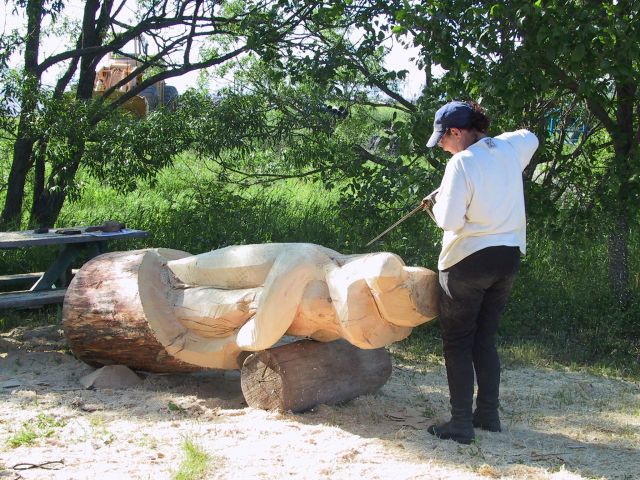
[210,156,323,186]
[93,44,251,122]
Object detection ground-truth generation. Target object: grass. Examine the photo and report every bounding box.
[6,413,66,448]
[138,433,159,450]
[54,157,343,254]
[168,401,186,412]
[88,413,116,445]
[0,305,59,331]
[172,438,214,480]
[7,425,39,448]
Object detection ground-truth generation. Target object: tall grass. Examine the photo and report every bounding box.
[56,154,342,254]
[172,438,213,480]
[501,223,640,377]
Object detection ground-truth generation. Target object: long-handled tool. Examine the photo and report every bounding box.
[365,202,436,247]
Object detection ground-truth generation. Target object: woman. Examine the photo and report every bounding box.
[422,100,539,444]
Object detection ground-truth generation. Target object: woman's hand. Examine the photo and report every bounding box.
[422,188,440,210]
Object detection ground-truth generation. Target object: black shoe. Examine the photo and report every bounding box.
[427,420,475,445]
[472,412,501,432]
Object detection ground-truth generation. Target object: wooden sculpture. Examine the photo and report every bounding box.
[63,243,439,410]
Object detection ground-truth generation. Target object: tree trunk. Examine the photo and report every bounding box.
[31,151,83,228]
[30,0,109,227]
[62,245,437,373]
[1,0,43,227]
[1,137,34,228]
[607,212,631,307]
[30,139,47,228]
[77,0,102,100]
[240,339,392,412]
[608,83,634,307]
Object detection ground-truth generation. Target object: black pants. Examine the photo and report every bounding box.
[438,246,520,420]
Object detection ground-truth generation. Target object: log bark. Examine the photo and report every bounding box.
[240,339,392,413]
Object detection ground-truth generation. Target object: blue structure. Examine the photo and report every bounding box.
[547,111,589,145]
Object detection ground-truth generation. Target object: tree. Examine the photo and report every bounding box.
[379,0,639,304]
[198,2,443,204]
[209,0,639,303]
[0,0,335,228]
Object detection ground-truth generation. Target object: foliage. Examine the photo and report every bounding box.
[55,156,342,253]
[0,0,360,228]
[387,0,639,301]
[6,413,66,448]
[229,0,640,301]
[182,58,444,256]
[420,1,637,204]
[83,106,190,195]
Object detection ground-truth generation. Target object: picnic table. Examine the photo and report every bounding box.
[0,227,149,309]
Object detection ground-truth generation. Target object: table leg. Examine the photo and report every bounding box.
[30,244,83,291]
[30,241,109,291]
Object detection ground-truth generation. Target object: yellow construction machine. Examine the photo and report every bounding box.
[93,40,178,118]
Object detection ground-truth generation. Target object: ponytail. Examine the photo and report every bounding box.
[465,101,491,133]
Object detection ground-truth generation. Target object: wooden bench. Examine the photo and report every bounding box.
[0,270,79,289]
[0,289,67,309]
[0,272,44,288]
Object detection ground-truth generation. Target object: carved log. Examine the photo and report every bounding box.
[240,339,392,412]
[62,248,243,372]
[62,244,438,373]
[167,244,439,350]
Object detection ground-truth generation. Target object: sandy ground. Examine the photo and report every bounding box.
[0,325,638,480]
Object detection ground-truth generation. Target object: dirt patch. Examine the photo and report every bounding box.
[1,325,638,479]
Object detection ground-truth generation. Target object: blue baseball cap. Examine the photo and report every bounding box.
[426,101,474,148]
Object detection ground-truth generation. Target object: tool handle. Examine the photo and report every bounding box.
[365,204,425,247]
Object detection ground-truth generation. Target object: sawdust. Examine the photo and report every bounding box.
[0,325,638,480]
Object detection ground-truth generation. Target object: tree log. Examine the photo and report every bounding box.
[240,339,392,412]
[62,244,438,373]
[62,248,243,372]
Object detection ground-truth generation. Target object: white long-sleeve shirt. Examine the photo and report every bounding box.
[432,129,539,270]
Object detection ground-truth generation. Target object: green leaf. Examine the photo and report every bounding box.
[571,44,585,63]
[392,25,407,35]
